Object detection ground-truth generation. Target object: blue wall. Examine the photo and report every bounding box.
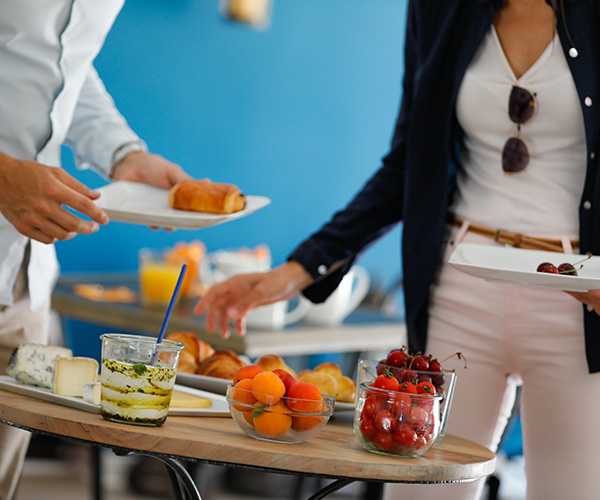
[56,0,407,296]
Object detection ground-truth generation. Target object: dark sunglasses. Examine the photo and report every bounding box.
[502,85,537,174]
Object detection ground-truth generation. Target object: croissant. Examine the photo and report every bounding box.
[167,332,215,366]
[196,350,247,380]
[177,350,199,374]
[168,179,246,215]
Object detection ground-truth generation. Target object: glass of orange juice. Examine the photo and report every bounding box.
[138,249,183,308]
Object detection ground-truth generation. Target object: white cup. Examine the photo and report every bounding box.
[246,298,310,330]
[302,266,370,327]
[208,249,271,284]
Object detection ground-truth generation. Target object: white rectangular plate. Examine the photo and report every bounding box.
[94,181,271,230]
[0,376,230,417]
[175,372,356,412]
[176,372,230,395]
[448,243,600,292]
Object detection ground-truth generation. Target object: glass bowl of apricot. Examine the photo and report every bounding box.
[226,370,335,444]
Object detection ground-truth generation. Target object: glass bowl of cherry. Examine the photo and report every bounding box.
[355,350,457,454]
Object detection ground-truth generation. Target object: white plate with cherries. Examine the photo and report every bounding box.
[449,243,600,292]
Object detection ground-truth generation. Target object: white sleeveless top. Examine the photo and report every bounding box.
[450,26,586,238]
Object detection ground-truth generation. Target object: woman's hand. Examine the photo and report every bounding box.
[566,290,600,316]
[194,261,314,339]
[0,153,109,244]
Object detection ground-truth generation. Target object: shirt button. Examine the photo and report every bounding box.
[569,47,579,58]
[591,152,596,160]
[585,97,593,107]
[317,264,327,275]
[583,200,592,210]
[587,305,594,313]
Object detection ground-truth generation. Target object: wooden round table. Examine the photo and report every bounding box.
[0,388,495,499]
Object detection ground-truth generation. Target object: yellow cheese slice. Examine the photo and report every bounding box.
[53,357,99,397]
[169,390,212,408]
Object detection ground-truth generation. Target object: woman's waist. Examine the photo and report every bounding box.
[448,215,579,253]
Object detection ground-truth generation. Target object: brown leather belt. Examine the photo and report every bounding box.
[452,217,579,253]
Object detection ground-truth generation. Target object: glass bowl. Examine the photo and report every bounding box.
[354,382,443,458]
[225,384,335,444]
[358,359,456,445]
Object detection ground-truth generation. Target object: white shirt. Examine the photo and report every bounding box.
[0,0,143,310]
[451,27,586,238]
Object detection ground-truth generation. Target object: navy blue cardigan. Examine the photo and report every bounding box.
[289,0,600,373]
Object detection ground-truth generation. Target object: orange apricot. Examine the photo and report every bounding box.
[231,378,257,411]
[233,364,264,385]
[286,382,324,413]
[252,401,292,437]
[272,368,297,393]
[291,414,325,431]
[241,410,254,426]
[251,370,286,404]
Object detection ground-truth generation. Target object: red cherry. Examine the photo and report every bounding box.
[537,262,558,274]
[558,263,578,276]
[411,354,430,371]
[376,359,389,375]
[396,366,418,383]
[428,359,445,387]
[387,349,409,367]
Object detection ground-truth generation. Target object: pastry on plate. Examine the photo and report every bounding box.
[168,179,246,215]
[197,350,247,380]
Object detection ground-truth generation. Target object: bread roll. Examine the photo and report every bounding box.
[298,361,357,402]
[313,361,343,379]
[255,353,298,379]
[168,179,246,215]
[336,375,357,403]
[298,371,339,398]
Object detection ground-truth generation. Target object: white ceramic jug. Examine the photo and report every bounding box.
[246,298,310,330]
[302,266,370,327]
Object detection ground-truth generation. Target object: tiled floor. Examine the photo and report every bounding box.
[14,436,526,500]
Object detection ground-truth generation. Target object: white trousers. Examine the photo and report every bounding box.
[0,280,50,500]
[384,227,600,500]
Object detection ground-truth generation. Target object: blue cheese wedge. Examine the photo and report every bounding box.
[7,344,73,388]
[53,357,99,397]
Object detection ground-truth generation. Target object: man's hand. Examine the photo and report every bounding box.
[111,151,189,188]
[0,153,109,244]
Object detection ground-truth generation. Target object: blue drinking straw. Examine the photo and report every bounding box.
[152,263,187,363]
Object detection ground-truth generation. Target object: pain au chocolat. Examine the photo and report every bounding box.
[168,179,246,215]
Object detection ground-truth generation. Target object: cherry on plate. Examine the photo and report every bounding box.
[536,262,559,274]
[558,263,578,276]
